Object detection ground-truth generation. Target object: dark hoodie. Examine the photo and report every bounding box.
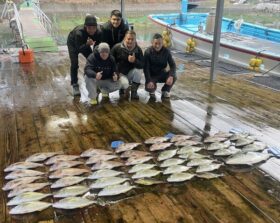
[84,50,117,80]
[101,19,129,49]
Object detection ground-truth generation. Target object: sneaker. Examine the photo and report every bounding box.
[101,91,109,98]
[149,92,156,99]
[89,98,98,105]
[72,84,81,96]
[161,91,170,98]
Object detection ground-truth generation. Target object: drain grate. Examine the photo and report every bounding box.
[171,50,209,62]
[250,76,280,91]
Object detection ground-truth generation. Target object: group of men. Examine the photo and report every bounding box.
[67,10,177,105]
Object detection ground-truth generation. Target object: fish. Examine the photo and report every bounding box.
[53,185,89,198]
[160,158,185,168]
[206,142,230,151]
[45,155,80,165]
[26,151,63,162]
[128,164,156,173]
[134,179,164,186]
[49,168,90,179]
[8,182,50,198]
[87,169,123,179]
[163,165,191,175]
[132,169,161,179]
[9,201,52,214]
[80,148,112,157]
[145,136,169,144]
[181,153,210,160]
[225,152,271,165]
[86,154,118,165]
[115,142,141,153]
[242,142,267,152]
[90,177,129,189]
[187,159,214,167]
[2,176,43,191]
[157,149,177,161]
[235,138,255,147]
[170,135,192,143]
[91,161,124,170]
[150,142,173,151]
[175,140,202,147]
[230,133,249,141]
[98,183,135,196]
[167,173,195,182]
[51,176,86,189]
[53,197,95,209]
[196,163,223,173]
[125,156,153,166]
[214,146,241,156]
[49,160,84,172]
[213,131,232,138]
[7,192,52,206]
[4,162,44,172]
[120,150,150,158]
[204,136,227,143]
[197,173,224,179]
[177,146,203,154]
[5,169,45,180]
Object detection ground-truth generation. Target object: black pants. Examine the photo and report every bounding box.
[145,70,177,93]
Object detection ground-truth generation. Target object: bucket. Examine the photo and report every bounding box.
[19,48,34,63]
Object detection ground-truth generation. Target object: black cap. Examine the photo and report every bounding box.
[84,15,97,26]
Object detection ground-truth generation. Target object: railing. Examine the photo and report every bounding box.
[12,2,26,47]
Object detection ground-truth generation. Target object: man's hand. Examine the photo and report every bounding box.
[113,72,118,82]
[147,81,155,89]
[128,53,136,63]
[96,71,103,80]
[87,38,95,46]
[166,76,174,86]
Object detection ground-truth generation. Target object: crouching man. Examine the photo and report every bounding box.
[84,42,129,105]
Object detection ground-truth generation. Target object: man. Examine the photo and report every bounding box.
[67,15,102,96]
[101,10,129,49]
[144,33,176,99]
[111,30,143,99]
[84,42,129,105]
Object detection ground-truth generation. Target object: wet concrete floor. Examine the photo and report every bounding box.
[0,49,280,223]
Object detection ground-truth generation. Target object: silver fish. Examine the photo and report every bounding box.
[80,148,112,157]
[125,156,153,166]
[145,136,169,144]
[150,142,173,151]
[158,149,177,161]
[87,169,123,179]
[7,192,52,206]
[132,169,161,179]
[26,151,63,162]
[235,138,255,147]
[230,133,249,141]
[49,168,90,179]
[242,142,267,152]
[206,142,230,151]
[86,154,118,165]
[170,135,192,143]
[213,131,232,138]
[160,158,185,167]
[98,183,135,196]
[204,136,227,143]
[2,176,42,191]
[177,146,203,154]
[90,177,129,189]
[53,185,89,198]
[214,146,241,156]
[9,201,52,214]
[91,161,124,170]
[115,142,141,153]
[163,165,191,175]
[49,160,84,172]
[196,163,223,173]
[197,173,224,179]
[120,150,150,158]
[45,155,80,165]
[4,162,44,172]
[134,179,164,186]
[175,140,202,147]
[187,159,214,167]
[128,163,156,173]
[225,152,270,165]
[53,197,95,209]
[167,173,195,182]
[183,153,210,160]
[5,169,45,180]
[51,176,86,189]
[8,182,50,198]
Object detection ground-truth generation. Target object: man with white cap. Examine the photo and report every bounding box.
[84,42,129,105]
[67,15,102,97]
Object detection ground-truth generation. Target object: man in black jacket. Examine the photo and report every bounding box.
[144,33,176,99]
[101,10,129,49]
[111,30,143,99]
[67,15,102,96]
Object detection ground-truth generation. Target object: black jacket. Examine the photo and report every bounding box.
[67,25,102,58]
[111,42,144,75]
[144,46,176,82]
[101,20,129,49]
[84,51,117,80]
